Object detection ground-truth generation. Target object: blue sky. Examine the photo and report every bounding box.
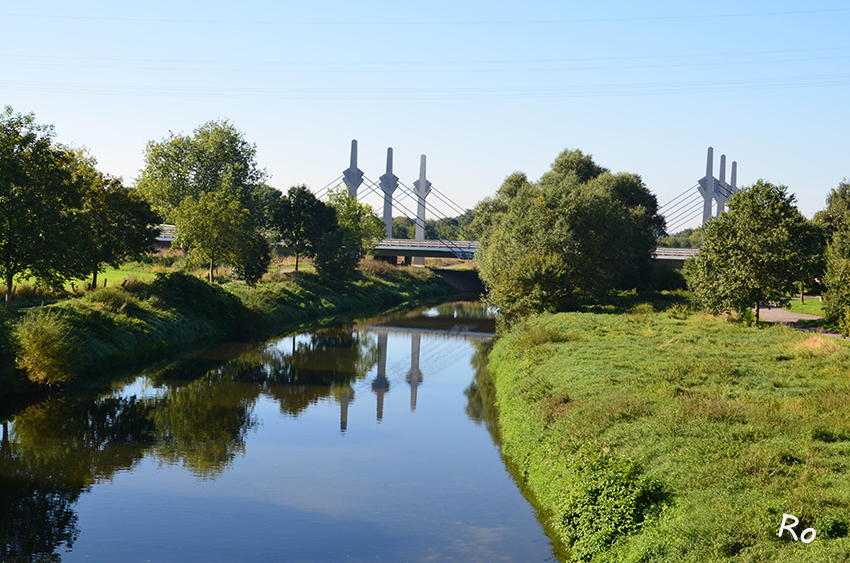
[2,1,848,230]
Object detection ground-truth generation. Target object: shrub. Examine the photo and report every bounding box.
[556,444,665,561]
[145,272,240,330]
[16,308,80,386]
[0,308,18,386]
[358,257,395,278]
[81,286,144,316]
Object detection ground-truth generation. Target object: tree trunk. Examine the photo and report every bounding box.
[4,272,12,310]
[755,302,760,325]
[209,259,214,283]
[91,270,98,291]
[295,251,299,272]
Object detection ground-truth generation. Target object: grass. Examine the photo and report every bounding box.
[7,266,453,391]
[488,304,850,561]
[783,297,825,317]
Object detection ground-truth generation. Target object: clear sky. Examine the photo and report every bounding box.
[2,1,848,231]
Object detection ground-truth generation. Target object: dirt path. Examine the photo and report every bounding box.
[759,304,846,340]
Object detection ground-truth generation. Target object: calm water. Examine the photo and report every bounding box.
[1,302,559,562]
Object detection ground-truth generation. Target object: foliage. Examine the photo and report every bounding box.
[135,119,269,222]
[819,181,850,327]
[8,269,450,391]
[489,308,850,562]
[0,106,89,308]
[232,230,271,286]
[76,159,160,288]
[15,308,80,386]
[557,444,665,561]
[685,180,820,323]
[315,188,385,284]
[270,185,336,271]
[813,179,850,242]
[473,149,663,324]
[0,308,17,386]
[656,227,702,248]
[171,191,254,282]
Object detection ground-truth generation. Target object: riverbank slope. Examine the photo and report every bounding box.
[4,268,454,397]
[488,306,850,561]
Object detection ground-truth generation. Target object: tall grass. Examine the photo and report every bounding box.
[10,268,453,389]
[489,307,850,561]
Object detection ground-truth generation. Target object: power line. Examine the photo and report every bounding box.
[3,72,849,100]
[2,46,848,66]
[2,8,847,26]
[3,54,850,74]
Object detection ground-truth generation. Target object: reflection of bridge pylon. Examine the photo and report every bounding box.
[339,386,354,433]
[406,333,423,411]
[371,331,390,422]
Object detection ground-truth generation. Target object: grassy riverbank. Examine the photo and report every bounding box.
[5,267,452,394]
[489,304,850,561]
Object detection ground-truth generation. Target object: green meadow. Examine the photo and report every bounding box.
[489,303,850,561]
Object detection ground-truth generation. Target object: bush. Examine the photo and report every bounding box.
[0,308,18,386]
[557,444,665,561]
[15,308,79,386]
[358,257,395,278]
[145,272,241,329]
[81,286,144,316]
[651,263,687,291]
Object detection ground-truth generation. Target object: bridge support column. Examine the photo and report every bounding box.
[406,333,423,412]
[372,331,390,422]
[697,147,715,225]
[379,148,399,240]
[343,139,364,200]
[412,155,431,266]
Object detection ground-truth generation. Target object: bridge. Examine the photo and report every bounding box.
[156,144,728,267]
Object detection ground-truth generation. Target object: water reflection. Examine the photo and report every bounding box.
[0,302,515,562]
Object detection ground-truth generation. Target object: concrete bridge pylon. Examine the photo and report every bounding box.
[697,146,738,226]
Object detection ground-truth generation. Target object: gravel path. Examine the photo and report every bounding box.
[758,304,846,339]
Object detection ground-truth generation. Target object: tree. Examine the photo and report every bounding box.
[472,150,661,324]
[77,164,160,289]
[314,188,384,283]
[815,180,850,331]
[685,180,815,323]
[270,185,336,271]
[0,107,88,309]
[172,191,253,282]
[813,180,850,242]
[135,119,269,223]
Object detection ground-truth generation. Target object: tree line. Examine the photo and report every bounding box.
[687,178,850,332]
[472,147,849,334]
[0,107,387,310]
[0,107,159,309]
[471,149,665,323]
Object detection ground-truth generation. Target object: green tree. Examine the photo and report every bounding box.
[79,170,160,289]
[270,185,336,271]
[685,180,814,323]
[813,180,850,242]
[314,188,384,283]
[0,107,88,309]
[135,119,269,222]
[473,151,660,324]
[815,181,850,331]
[172,191,253,282]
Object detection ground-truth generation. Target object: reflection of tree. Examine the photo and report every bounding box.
[0,326,381,559]
[0,394,156,562]
[151,378,258,479]
[463,339,501,446]
[239,328,377,417]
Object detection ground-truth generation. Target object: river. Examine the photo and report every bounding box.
[0,301,560,562]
